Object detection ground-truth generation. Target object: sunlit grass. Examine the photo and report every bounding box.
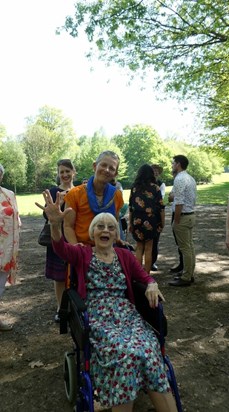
[16,173,229,216]
[123,173,229,205]
[17,193,44,217]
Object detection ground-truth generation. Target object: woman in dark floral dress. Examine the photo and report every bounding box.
[129,164,165,273]
[37,190,177,412]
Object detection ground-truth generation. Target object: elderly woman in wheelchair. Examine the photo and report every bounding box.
[36,190,178,412]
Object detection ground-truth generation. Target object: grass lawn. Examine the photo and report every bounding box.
[17,193,44,217]
[123,173,229,205]
[16,173,229,216]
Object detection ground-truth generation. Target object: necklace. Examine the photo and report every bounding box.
[94,248,115,263]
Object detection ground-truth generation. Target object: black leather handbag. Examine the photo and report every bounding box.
[38,222,51,247]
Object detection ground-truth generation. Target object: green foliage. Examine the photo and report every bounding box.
[23,106,79,191]
[62,0,229,158]
[0,139,27,193]
[0,123,6,138]
[75,132,126,183]
[113,124,167,185]
[187,149,212,183]
[0,108,226,193]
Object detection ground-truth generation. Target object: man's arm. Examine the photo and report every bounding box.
[63,203,78,244]
[174,204,183,224]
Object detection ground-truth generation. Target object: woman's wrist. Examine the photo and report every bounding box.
[146,282,158,290]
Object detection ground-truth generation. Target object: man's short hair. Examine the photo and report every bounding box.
[173,155,189,170]
[95,151,120,164]
[95,151,120,172]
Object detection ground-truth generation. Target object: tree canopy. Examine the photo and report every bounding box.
[0,106,224,192]
[23,106,79,191]
[61,0,229,160]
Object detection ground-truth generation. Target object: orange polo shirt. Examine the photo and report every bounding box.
[64,184,124,244]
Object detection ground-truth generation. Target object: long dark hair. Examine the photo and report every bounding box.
[132,164,156,191]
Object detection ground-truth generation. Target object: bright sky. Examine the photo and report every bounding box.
[0,0,200,142]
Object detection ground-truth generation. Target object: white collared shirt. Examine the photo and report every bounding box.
[173,171,196,213]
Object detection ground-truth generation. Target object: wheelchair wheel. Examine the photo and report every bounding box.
[64,351,77,403]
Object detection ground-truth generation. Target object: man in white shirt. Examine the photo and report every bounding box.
[169,155,197,287]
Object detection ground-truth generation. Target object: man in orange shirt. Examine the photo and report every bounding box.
[64,151,124,245]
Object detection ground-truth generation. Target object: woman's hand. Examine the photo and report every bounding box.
[145,282,165,308]
[168,192,174,203]
[35,190,72,226]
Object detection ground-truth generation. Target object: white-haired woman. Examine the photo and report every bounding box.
[36,190,177,412]
[0,164,21,331]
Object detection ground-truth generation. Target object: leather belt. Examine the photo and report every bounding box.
[181,212,195,215]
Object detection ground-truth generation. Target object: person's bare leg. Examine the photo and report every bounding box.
[144,240,153,273]
[0,272,13,330]
[135,242,144,266]
[148,390,177,412]
[112,400,134,412]
[54,281,65,311]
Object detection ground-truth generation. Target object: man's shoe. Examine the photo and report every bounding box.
[169,266,183,274]
[0,320,13,331]
[168,278,191,287]
[54,312,60,323]
[174,274,194,283]
[151,264,158,271]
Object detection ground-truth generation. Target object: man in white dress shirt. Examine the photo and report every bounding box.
[169,155,197,287]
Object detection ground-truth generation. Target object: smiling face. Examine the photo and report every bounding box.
[93,155,118,184]
[89,213,120,249]
[58,165,75,187]
[93,217,117,248]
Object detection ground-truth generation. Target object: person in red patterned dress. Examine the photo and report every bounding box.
[0,163,21,331]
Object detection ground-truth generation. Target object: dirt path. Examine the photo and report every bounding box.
[0,206,228,412]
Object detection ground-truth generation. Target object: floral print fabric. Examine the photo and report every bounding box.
[86,253,170,408]
[0,188,20,284]
[129,183,164,242]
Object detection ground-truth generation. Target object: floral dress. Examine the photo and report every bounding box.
[86,253,170,408]
[129,183,164,242]
[0,187,20,284]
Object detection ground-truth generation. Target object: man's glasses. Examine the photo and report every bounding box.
[96,224,116,232]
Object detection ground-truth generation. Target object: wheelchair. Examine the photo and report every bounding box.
[59,270,183,412]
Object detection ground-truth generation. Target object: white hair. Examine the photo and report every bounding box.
[89,212,120,240]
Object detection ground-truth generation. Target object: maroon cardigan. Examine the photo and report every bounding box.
[52,237,155,303]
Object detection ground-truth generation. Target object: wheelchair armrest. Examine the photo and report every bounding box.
[67,289,87,312]
[132,281,167,337]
